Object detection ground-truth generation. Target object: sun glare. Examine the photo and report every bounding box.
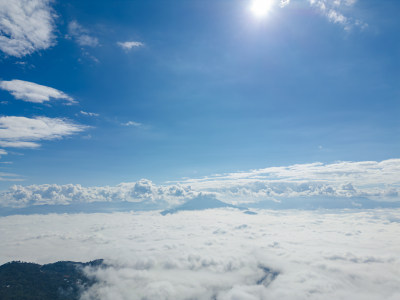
[249,0,273,18]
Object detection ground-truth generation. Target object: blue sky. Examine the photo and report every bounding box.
[0,0,399,204]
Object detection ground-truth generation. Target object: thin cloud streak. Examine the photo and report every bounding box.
[0,80,75,104]
[117,41,144,51]
[0,116,88,149]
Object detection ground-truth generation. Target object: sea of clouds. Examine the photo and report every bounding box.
[1,208,400,299]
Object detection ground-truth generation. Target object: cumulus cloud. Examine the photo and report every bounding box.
[178,159,400,202]
[0,159,399,208]
[0,0,56,57]
[0,148,6,157]
[1,209,400,299]
[67,21,99,47]
[0,179,196,208]
[0,79,75,104]
[117,41,144,51]
[0,116,88,149]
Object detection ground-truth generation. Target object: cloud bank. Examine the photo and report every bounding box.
[0,0,56,57]
[1,209,400,299]
[0,116,88,149]
[0,80,75,104]
[0,159,399,208]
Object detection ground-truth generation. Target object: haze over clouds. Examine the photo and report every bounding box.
[1,209,400,299]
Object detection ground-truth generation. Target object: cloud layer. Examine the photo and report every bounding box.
[1,159,399,208]
[0,80,75,104]
[1,209,400,299]
[0,116,88,149]
[0,0,56,57]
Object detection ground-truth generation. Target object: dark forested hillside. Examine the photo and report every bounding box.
[0,260,103,300]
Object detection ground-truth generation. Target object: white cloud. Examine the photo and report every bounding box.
[0,179,196,208]
[67,21,99,47]
[117,41,144,51]
[0,116,88,149]
[306,0,366,30]
[122,121,142,127]
[0,80,75,104]
[280,0,291,8]
[0,171,22,181]
[0,0,56,57]
[0,149,6,157]
[1,209,400,299]
[1,159,399,209]
[80,110,99,117]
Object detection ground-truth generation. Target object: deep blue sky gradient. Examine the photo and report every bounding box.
[0,0,399,188]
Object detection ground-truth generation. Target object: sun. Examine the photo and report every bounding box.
[249,0,274,18]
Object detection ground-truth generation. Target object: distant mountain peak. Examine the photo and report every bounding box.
[161,194,246,215]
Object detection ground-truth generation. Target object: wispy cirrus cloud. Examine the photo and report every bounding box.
[80,111,99,117]
[252,0,366,30]
[117,41,144,51]
[122,121,142,127]
[0,0,56,57]
[0,171,22,182]
[0,80,75,104]
[0,116,88,149]
[67,21,99,47]
[307,0,367,30]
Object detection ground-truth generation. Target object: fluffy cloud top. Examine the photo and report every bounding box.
[117,41,144,51]
[1,209,400,299]
[67,21,99,47]
[1,159,399,208]
[180,159,400,199]
[0,116,88,149]
[0,179,195,208]
[0,80,75,104]
[0,0,56,57]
